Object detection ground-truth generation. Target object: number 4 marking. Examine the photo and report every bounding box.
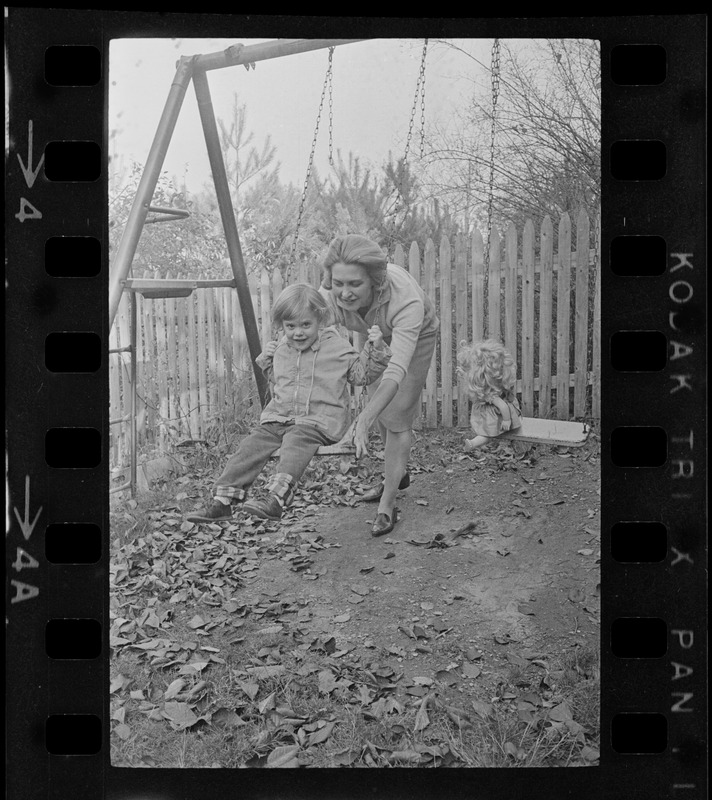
[12,547,39,572]
[15,197,42,223]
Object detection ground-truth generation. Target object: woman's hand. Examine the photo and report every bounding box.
[367,324,384,348]
[352,413,372,459]
[263,340,279,358]
[500,417,512,432]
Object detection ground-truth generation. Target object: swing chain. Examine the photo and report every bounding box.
[289,47,335,272]
[403,39,429,165]
[328,52,334,166]
[484,38,501,271]
[386,38,428,254]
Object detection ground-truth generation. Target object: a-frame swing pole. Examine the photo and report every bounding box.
[192,66,269,407]
[109,55,196,328]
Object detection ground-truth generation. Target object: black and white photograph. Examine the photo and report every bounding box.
[107,35,601,769]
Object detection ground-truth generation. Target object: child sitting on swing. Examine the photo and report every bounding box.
[187,283,391,523]
[457,338,522,452]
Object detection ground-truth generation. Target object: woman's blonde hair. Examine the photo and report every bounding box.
[271,283,333,328]
[320,234,388,290]
[457,339,517,403]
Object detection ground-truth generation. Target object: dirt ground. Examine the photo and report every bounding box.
[110,426,601,768]
[216,427,601,700]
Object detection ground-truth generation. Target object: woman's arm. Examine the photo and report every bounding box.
[352,378,399,457]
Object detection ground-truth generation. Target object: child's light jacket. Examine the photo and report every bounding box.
[255,326,391,441]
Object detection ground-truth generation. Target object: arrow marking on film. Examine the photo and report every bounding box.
[16,120,45,189]
[13,475,43,541]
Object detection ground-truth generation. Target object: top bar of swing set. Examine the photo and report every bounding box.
[193,38,367,72]
[109,38,367,330]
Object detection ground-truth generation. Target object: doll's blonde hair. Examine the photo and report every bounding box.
[457,339,517,404]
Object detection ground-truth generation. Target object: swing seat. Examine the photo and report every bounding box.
[316,442,357,456]
[498,417,590,447]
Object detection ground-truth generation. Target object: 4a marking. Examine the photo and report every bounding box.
[10,475,42,604]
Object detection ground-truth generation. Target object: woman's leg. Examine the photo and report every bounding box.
[378,428,411,517]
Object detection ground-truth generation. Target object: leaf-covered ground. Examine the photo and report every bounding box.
[110,427,600,768]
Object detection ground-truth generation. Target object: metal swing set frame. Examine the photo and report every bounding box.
[109,37,588,496]
[109,39,366,494]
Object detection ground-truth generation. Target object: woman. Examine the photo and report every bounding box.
[319,234,439,536]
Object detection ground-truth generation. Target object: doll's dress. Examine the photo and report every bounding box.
[469,393,522,437]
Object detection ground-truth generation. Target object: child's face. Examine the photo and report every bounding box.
[282,310,320,351]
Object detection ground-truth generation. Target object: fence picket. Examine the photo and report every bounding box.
[439,236,453,428]
[556,213,572,419]
[471,229,484,343]
[424,238,437,427]
[140,278,157,442]
[592,211,601,419]
[260,269,271,345]
[504,222,518,363]
[204,286,219,417]
[574,208,590,417]
[176,294,191,436]
[196,286,209,436]
[538,216,554,417]
[408,240,420,281]
[455,233,468,425]
[487,230,501,340]
[109,303,122,466]
[393,243,405,268]
[116,290,132,463]
[521,219,535,415]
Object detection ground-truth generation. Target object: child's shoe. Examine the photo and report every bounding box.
[243,472,295,521]
[243,494,283,520]
[186,500,233,523]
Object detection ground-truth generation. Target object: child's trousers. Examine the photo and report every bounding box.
[214,421,333,502]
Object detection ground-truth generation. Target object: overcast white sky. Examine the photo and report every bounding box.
[108,37,494,195]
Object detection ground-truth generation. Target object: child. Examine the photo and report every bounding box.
[187,283,391,523]
[457,338,522,452]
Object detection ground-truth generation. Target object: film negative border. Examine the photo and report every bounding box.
[5,11,707,800]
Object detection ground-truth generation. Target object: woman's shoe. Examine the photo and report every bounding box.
[361,471,411,503]
[371,507,399,537]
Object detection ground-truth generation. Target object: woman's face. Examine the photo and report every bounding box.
[330,262,374,311]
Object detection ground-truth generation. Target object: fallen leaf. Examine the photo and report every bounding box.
[163,678,186,700]
[266,744,300,768]
[318,670,338,695]
[414,694,432,731]
[307,720,336,746]
[114,723,132,741]
[462,663,481,679]
[258,692,276,714]
[211,707,246,728]
[162,701,198,730]
[388,750,423,763]
[246,665,285,679]
[580,745,600,762]
[471,699,493,718]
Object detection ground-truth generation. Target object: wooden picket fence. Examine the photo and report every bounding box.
[109,208,601,469]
